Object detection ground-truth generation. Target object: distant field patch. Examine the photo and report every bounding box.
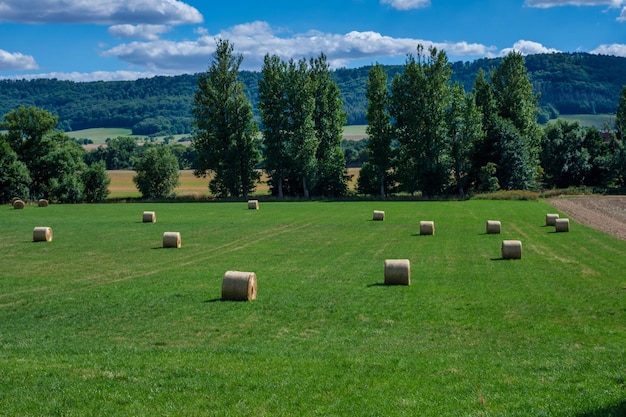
[343,124,368,140]
[556,113,615,129]
[108,169,361,199]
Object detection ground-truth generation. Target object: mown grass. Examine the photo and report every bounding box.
[1,200,624,416]
[555,114,616,129]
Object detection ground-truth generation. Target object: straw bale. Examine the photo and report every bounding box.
[38,199,49,207]
[248,200,259,210]
[420,221,435,235]
[546,213,559,226]
[13,199,25,209]
[33,226,53,242]
[486,220,501,234]
[501,240,522,259]
[555,218,570,232]
[373,210,385,221]
[143,211,156,223]
[163,232,181,248]
[384,259,411,285]
[222,270,257,301]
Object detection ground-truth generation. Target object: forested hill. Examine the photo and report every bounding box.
[1,52,625,134]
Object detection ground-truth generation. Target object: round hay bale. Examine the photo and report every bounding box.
[11,197,22,204]
[13,199,25,209]
[420,220,435,235]
[38,199,49,207]
[555,218,570,232]
[222,270,257,301]
[248,199,259,210]
[501,240,522,259]
[486,220,501,234]
[33,226,53,242]
[163,232,181,248]
[373,210,385,221]
[142,211,156,223]
[546,213,559,226]
[384,259,410,285]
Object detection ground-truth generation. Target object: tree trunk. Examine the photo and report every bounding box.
[303,177,309,199]
[277,176,283,198]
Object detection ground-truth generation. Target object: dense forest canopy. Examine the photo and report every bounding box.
[1,52,625,134]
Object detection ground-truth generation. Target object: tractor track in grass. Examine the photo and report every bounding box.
[547,196,626,241]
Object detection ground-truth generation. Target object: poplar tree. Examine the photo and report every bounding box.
[391,45,452,196]
[259,54,290,198]
[309,53,348,197]
[489,52,541,190]
[361,64,394,198]
[285,58,317,198]
[192,39,260,198]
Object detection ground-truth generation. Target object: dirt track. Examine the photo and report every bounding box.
[547,196,626,241]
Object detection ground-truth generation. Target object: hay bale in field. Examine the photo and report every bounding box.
[420,220,435,235]
[38,199,49,207]
[555,218,570,232]
[33,226,53,242]
[501,240,522,259]
[248,199,259,210]
[222,270,257,301]
[373,210,385,221]
[546,213,559,226]
[486,220,501,234]
[384,259,411,285]
[13,199,25,209]
[163,232,181,248]
[143,211,156,223]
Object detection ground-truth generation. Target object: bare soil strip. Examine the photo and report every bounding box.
[547,196,626,241]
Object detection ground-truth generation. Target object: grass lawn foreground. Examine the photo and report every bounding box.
[0,200,624,416]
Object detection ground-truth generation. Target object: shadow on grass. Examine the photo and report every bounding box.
[575,400,626,417]
[203,298,222,303]
[366,283,387,287]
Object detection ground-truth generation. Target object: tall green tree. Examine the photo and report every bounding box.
[259,54,290,198]
[0,133,31,203]
[361,63,394,198]
[391,45,452,196]
[446,84,483,196]
[309,53,348,197]
[192,39,260,198]
[471,68,500,191]
[613,85,626,186]
[133,146,180,199]
[285,58,317,198]
[490,52,542,190]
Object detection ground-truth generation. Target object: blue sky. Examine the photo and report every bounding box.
[0,0,625,81]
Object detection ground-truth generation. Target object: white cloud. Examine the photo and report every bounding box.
[380,0,431,10]
[591,43,626,56]
[108,24,171,40]
[524,0,624,7]
[499,40,561,56]
[101,21,496,73]
[619,6,626,20]
[0,0,202,25]
[0,49,38,70]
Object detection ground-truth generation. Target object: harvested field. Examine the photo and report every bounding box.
[547,195,626,241]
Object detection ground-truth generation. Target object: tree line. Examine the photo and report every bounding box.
[2,42,626,202]
[1,53,626,132]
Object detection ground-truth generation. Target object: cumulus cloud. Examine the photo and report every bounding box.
[0,49,38,70]
[619,6,626,20]
[108,24,171,40]
[524,0,624,7]
[499,40,561,56]
[380,0,431,10]
[0,0,202,25]
[591,43,626,56]
[101,21,496,73]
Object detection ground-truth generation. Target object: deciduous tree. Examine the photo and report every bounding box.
[192,39,260,198]
[133,146,180,199]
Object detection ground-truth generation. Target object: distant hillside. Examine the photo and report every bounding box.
[1,52,625,133]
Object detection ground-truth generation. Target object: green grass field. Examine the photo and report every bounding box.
[1,201,624,416]
[555,114,616,129]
